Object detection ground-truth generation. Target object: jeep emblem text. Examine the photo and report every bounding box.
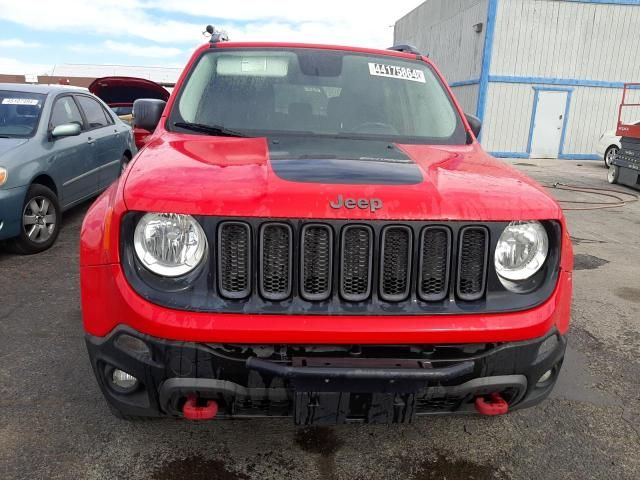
[329,195,383,212]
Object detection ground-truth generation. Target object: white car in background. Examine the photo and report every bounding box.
[597,120,639,167]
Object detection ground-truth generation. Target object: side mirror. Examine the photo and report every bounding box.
[465,113,482,138]
[133,99,166,132]
[51,123,81,139]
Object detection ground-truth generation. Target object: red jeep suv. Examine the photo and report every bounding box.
[80,39,572,424]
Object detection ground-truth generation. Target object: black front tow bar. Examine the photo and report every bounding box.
[246,357,474,381]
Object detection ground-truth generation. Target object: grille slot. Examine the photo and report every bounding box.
[456,226,489,301]
[380,226,413,302]
[218,222,252,299]
[340,225,373,302]
[418,227,451,301]
[259,223,292,301]
[300,224,333,301]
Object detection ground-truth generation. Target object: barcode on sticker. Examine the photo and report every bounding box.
[2,98,40,105]
[368,63,426,83]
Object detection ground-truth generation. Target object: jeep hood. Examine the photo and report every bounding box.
[123,134,561,221]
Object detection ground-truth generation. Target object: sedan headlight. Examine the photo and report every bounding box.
[0,167,7,186]
[494,221,548,282]
[134,213,207,277]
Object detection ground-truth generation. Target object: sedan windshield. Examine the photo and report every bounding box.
[0,90,46,137]
[169,48,467,144]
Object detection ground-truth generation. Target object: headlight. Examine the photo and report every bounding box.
[0,167,7,186]
[494,221,548,281]
[134,213,207,277]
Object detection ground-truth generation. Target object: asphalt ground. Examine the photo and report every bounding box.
[0,159,638,480]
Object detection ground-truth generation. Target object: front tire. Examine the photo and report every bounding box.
[11,184,61,254]
[607,165,620,184]
[604,146,619,168]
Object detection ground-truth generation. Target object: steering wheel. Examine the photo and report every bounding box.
[352,122,398,134]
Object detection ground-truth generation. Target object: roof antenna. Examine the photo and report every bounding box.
[204,25,229,43]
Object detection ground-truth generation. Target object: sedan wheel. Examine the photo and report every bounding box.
[12,184,61,254]
[23,196,56,243]
[605,146,619,168]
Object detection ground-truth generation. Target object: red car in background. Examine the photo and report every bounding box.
[89,76,169,148]
[80,40,573,424]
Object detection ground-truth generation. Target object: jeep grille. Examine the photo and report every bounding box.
[213,220,487,304]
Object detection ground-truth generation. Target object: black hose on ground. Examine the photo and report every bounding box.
[542,183,639,211]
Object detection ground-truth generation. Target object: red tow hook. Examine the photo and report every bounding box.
[474,392,509,416]
[183,394,218,420]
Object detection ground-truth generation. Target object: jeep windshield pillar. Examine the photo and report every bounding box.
[81,42,572,424]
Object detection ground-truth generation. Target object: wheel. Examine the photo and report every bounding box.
[607,165,619,184]
[604,145,619,168]
[120,154,131,177]
[11,184,60,254]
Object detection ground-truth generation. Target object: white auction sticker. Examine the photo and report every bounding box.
[2,98,40,105]
[368,63,426,83]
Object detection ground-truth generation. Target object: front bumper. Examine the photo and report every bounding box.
[0,185,26,241]
[86,325,567,424]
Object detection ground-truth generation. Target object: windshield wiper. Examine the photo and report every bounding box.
[173,122,251,138]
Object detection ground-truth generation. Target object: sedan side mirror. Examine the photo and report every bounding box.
[51,123,81,139]
[133,99,166,132]
[465,113,482,138]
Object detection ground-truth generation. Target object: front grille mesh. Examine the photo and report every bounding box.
[260,224,292,301]
[380,227,412,301]
[419,228,451,301]
[301,225,333,301]
[457,227,488,301]
[218,222,251,299]
[341,226,373,301]
[212,221,489,304]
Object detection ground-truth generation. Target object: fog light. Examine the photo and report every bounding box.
[112,369,138,390]
[537,369,553,385]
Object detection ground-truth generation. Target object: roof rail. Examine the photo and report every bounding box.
[387,44,424,56]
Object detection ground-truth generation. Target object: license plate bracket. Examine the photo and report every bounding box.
[294,391,416,425]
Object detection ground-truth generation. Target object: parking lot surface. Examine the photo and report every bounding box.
[1,159,638,480]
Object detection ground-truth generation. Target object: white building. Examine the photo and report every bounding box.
[394,0,640,159]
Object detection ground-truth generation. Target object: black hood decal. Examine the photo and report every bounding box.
[268,136,423,185]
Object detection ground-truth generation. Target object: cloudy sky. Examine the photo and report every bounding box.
[0,0,423,75]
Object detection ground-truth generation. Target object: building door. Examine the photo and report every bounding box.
[529,90,569,159]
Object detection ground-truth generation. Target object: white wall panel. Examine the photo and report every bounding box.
[394,0,489,83]
[492,0,640,81]
[451,84,480,113]
[481,83,534,153]
[563,87,623,154]
[482,82,625,155]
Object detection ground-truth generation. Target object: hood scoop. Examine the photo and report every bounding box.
[268,136,423,185]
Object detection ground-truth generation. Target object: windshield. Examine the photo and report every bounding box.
[0,90,46,137]
[168,48,467,144]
